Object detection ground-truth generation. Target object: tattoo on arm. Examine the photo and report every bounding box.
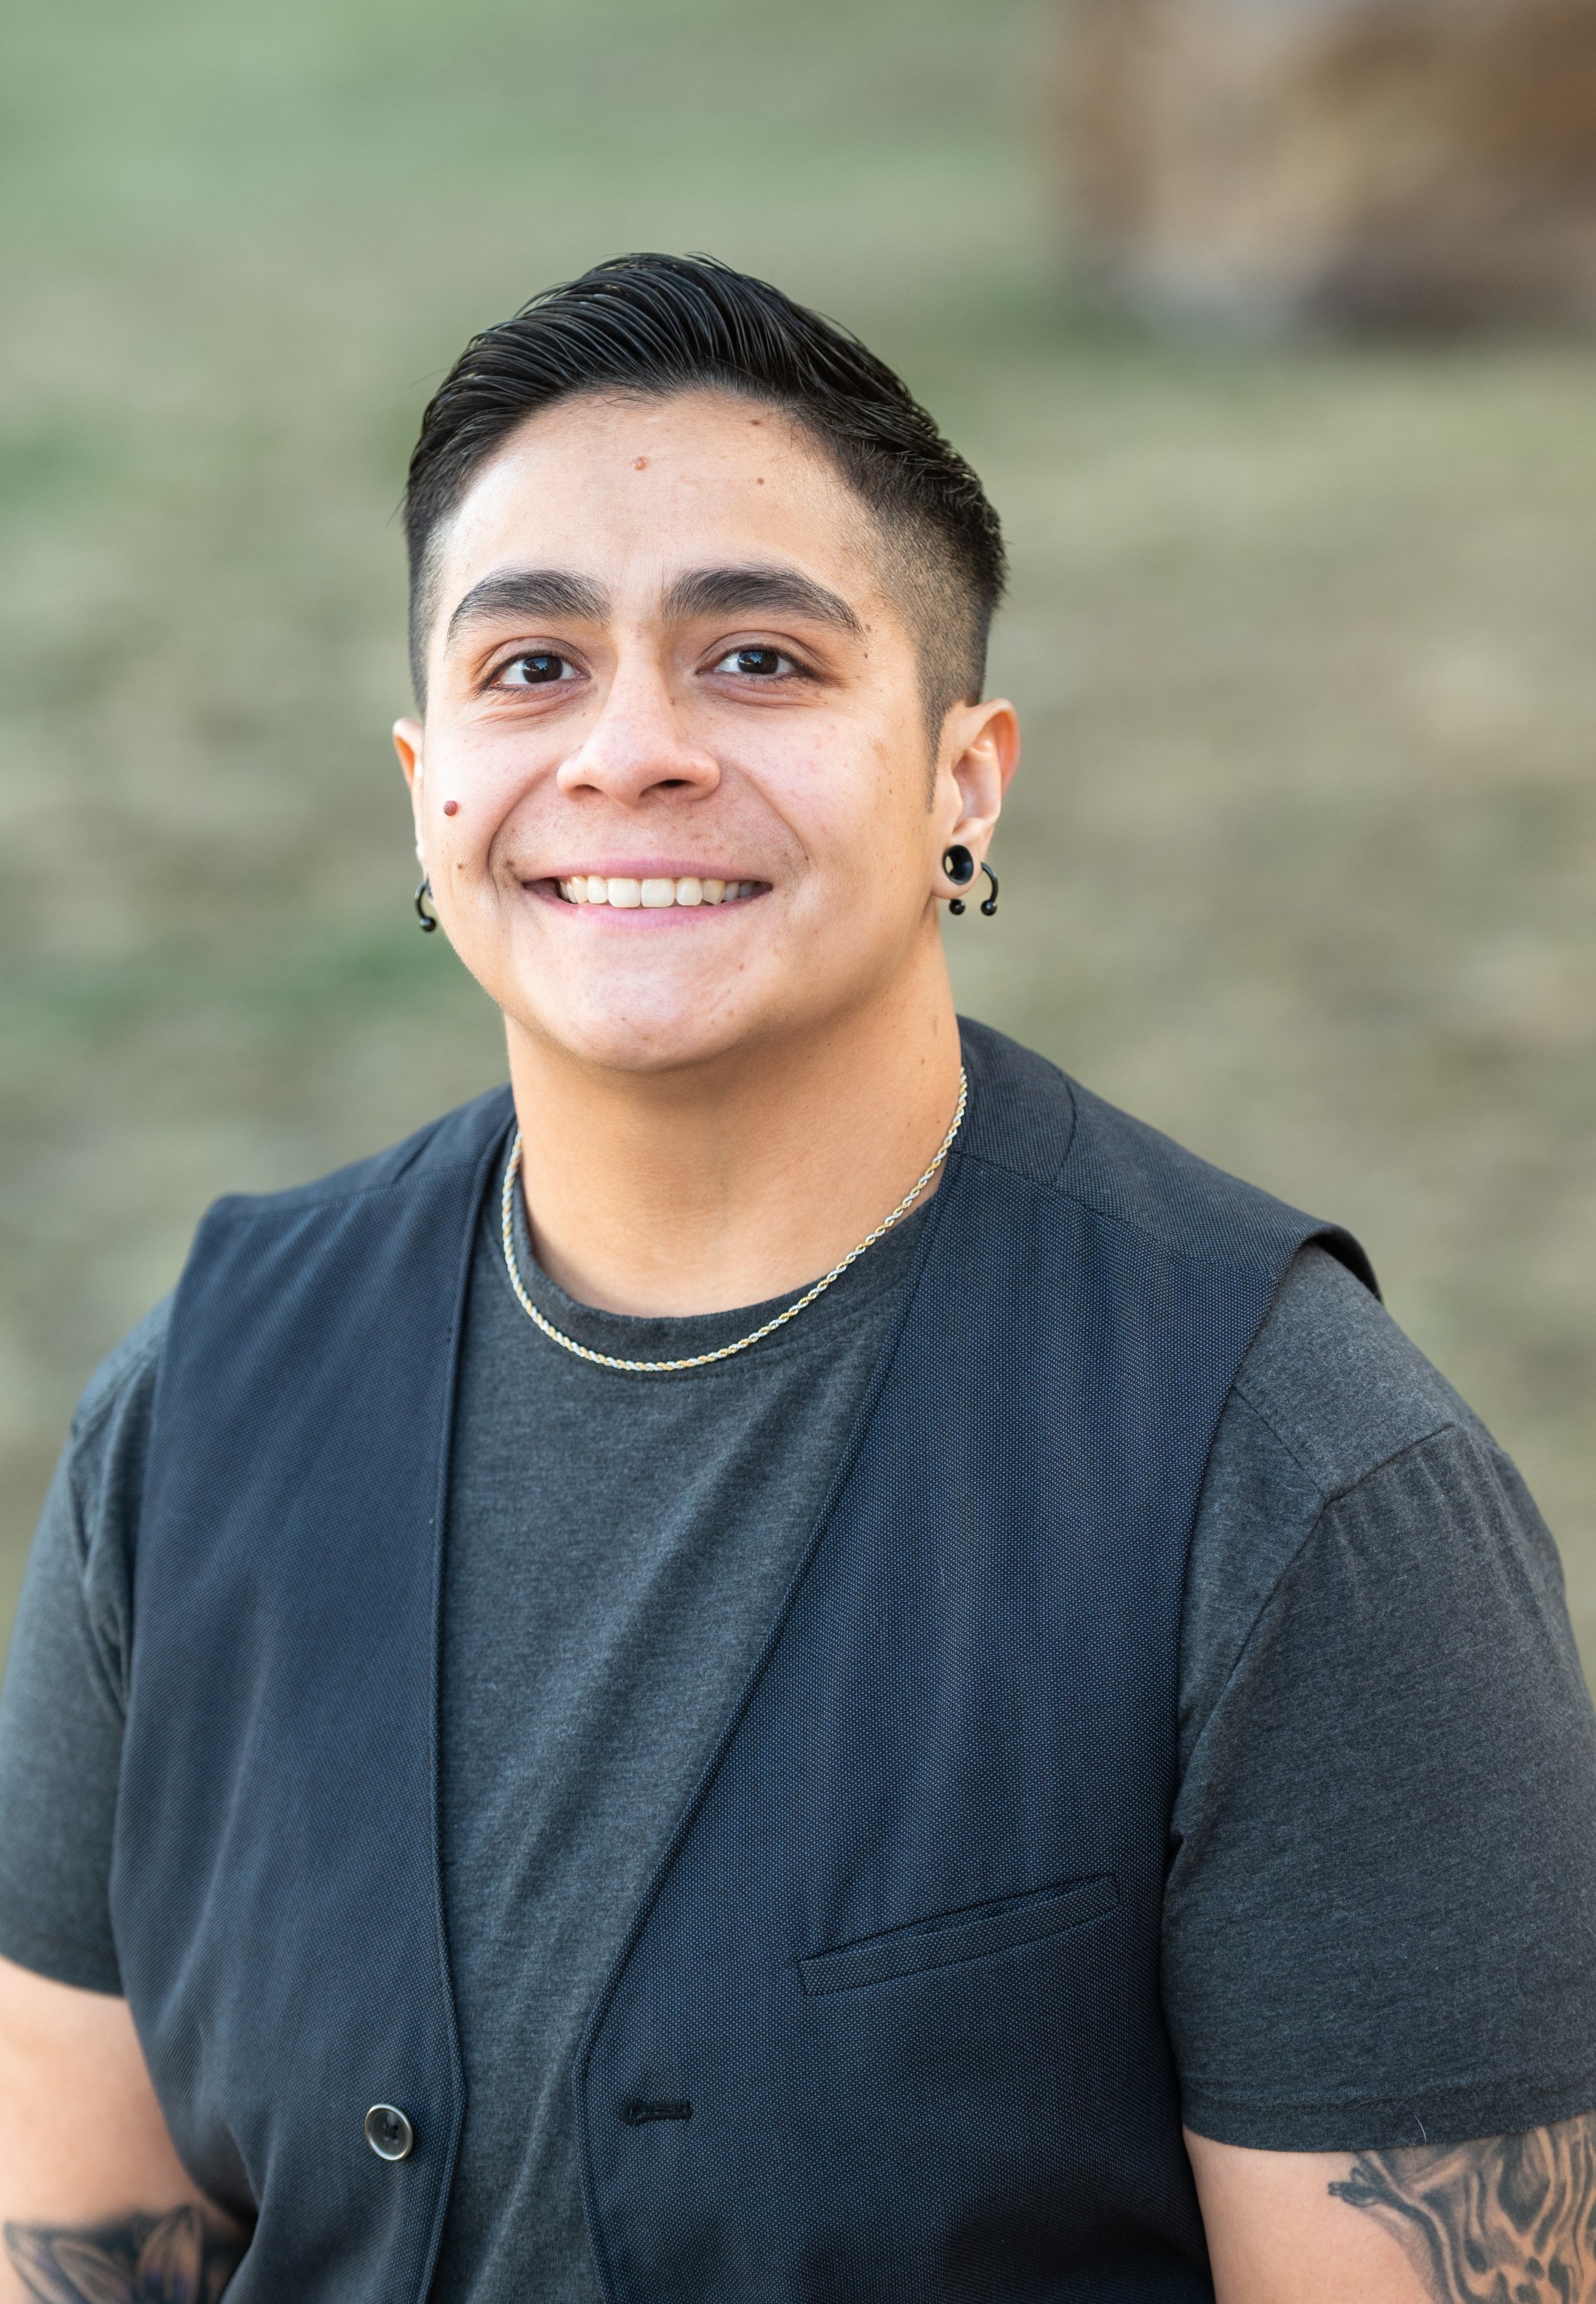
[1329,2112,1596,2304]
[4,2204,244,2303]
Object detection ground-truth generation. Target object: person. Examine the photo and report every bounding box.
[0,253,1592,2304]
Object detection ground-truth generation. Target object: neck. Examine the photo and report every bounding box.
[505,963,964,1317]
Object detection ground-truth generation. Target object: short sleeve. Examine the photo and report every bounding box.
[0,1301,169,1993]
[1167,1257,1596,2151]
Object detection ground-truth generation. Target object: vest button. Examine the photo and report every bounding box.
[364,2104,415,2162]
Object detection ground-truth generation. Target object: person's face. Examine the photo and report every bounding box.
[395,389,1017,1077]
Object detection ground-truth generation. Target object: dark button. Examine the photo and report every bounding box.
[365,2104,415,2162]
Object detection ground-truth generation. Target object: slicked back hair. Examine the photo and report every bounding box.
[403,254,1007,738]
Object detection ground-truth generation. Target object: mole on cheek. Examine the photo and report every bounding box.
[633,456,648,470]
[443,800,460,816]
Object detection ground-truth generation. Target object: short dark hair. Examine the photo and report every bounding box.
[403,253,1007,731]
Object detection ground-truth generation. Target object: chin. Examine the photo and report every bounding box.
[486,923,875,1079]
[515,984,767,1078]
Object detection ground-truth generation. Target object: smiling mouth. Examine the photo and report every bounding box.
[554,875,765,908]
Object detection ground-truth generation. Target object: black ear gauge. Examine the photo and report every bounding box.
[942,846,998,918]
[943,844,977,914]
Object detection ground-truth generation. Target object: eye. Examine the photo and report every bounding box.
[712,645,799,679]
[496,651,575,688]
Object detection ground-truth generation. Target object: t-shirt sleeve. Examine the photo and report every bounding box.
[1167,1248,1596,2153]
[0,1301,169,1994]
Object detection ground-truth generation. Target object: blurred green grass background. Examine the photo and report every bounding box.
[3,0,1594,1661]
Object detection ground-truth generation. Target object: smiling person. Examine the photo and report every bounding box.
[1,257,1594,2304]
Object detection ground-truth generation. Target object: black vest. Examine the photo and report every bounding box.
[112,1022,1372,2302]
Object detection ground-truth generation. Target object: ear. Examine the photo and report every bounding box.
[935,696,1019,861]
[393,719,426,866]
[393,718,423,793]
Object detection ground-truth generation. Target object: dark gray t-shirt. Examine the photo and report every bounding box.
[2,1187,1594,2304]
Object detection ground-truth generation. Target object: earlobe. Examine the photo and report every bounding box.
[939,846,999,919]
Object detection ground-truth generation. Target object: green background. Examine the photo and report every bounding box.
[3,0,1594,1661]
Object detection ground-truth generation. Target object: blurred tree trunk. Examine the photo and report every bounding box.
[1061,0,1596,328]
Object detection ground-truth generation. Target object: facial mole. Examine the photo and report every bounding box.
[442,799,460,817]
[633,456,648,470]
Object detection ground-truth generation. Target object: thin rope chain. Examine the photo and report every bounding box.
[500,1067,968,1376]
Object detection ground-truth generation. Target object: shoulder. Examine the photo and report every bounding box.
[958,1019,1375,1287]
[1230,1245,1473,1490]
[71,1296,170,1440]
[60,1090,514,1516]
[66,1296,172,1529]
[203,1085,515,1229]
[1181,1246,1542,1760]
[25,1295,177,1692]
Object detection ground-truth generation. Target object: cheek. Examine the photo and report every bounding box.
[818,734,930,880]
[423,728,541,856]
[754,720,917,857]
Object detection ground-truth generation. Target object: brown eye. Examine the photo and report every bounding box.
[500,652,570,687]
[714,646,795,678]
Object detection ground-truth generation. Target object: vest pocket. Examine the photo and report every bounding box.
[799,1873,1119,1996]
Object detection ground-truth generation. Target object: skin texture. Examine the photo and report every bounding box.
[1189,2122,1596,2302]
[392,386,1016,1314]
[2,377,1589,2294]
[0,1955,243,2303]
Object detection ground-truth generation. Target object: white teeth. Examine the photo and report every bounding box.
[559,874,757,907]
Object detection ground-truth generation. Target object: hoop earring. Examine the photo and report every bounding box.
[415,878,439,933]
[943,844,976,914]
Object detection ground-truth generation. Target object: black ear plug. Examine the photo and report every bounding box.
[942,847,997,918]
[943,844,976,913]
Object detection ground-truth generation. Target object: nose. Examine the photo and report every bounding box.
[557,657,720,807]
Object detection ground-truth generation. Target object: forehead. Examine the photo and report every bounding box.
[432,389,885,621]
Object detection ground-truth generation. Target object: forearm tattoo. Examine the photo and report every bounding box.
[1329,2113,1596,2303]
[4,2204,244,2303]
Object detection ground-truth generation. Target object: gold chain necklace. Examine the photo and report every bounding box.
[500,1067,968,1375]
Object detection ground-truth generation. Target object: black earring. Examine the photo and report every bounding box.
[943,846,997,918]
[415,877,439,933]
[943,844,977,914]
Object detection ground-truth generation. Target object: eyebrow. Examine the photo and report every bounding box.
[442,561,865,652]
[662,564,864,638]
[446,569,611,646]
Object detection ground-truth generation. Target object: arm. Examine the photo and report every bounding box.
[1187,2117,1596,2304]
[0,1954,245,2304]
[1170,1272,1596,2304]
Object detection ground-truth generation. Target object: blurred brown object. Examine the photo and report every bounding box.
[1062,0,1596,327]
